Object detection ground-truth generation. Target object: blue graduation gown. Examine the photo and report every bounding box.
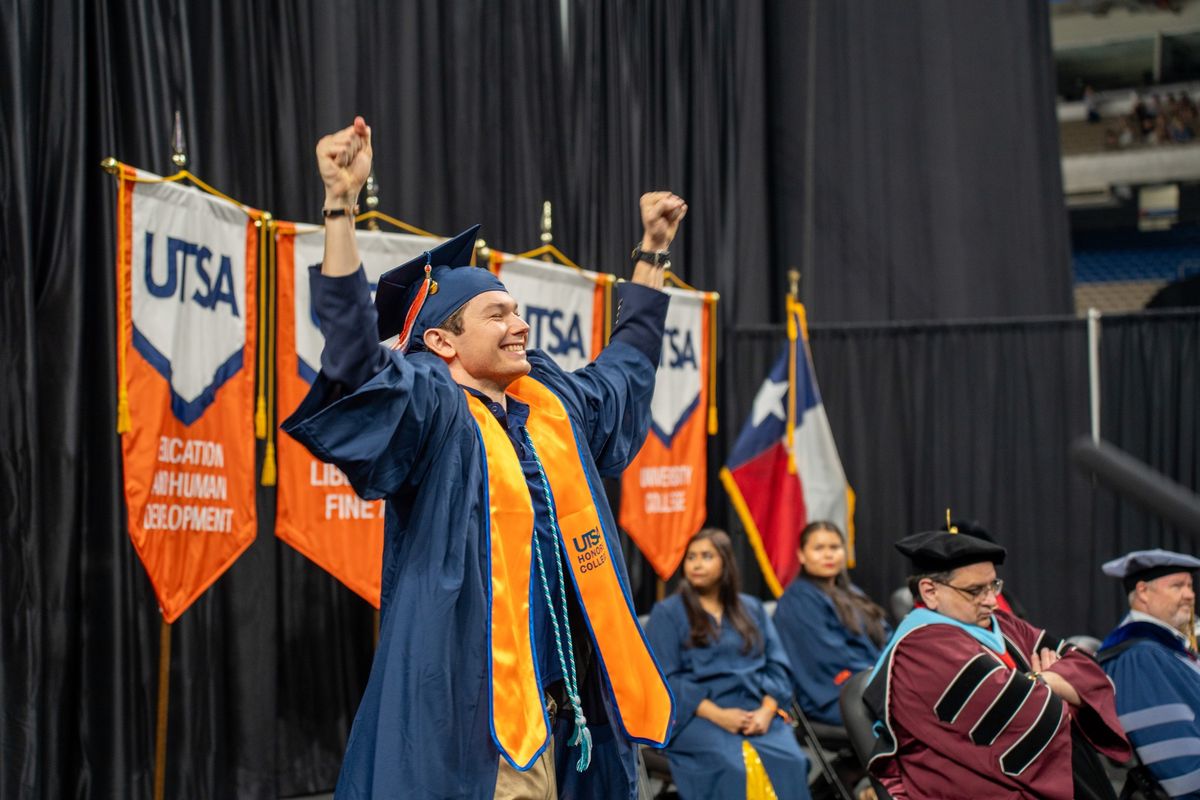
[773,578,888,725]
[645,594,810,800]
[1100,616,1200,797]
[283,268,671,799]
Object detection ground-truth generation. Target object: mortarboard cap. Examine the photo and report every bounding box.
[374,224,508,350]
[1102,549,1200,593]
[896,530,1007,574]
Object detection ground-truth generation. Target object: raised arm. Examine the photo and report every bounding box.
[281,119,450,499]
[316,115,372,277]
[530,193,687,472]
[630,192,688,290]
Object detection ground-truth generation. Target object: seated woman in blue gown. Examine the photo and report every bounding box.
[646,528,810,800]
[773,521,891,727]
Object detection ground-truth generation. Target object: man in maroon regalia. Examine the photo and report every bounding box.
[861,530,1131,799]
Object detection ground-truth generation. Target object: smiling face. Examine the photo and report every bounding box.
[423,290,530,397]
[798,528,846,581]
[684,538,724,594]
[1134,572,1195,634]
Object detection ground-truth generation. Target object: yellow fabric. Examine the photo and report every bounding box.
[465,378,674,768]
[464,393,547,769]
[742,740,778,800]
[508,377,674,745]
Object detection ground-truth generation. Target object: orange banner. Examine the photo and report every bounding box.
[274,223,435,607]
[620,289,716,580]
[116,167,258,622]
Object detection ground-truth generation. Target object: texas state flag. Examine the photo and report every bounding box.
[720,301,855,596]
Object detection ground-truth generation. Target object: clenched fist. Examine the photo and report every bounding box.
[640,191,688,251]
[316,116,373,209]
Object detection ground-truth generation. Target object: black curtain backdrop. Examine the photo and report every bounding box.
[766,0,1072,323]
[4,1,1189,798]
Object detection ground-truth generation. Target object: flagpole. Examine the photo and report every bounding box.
[152,114,190,800]
[785,271,801,473]
[154,619,171,800]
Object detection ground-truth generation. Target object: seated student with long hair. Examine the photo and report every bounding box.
[645,528,810,800]
[773,521,891,727]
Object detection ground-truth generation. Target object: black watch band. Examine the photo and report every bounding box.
[322,204,359,219]
[631,243,670,268]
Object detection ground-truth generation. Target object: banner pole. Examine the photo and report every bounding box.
[655,579,666,603]
[373,608,381,650]
[1087,307,1101,444]
[154,619,172,800]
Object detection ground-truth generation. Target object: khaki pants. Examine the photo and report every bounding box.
[494,696,558,800]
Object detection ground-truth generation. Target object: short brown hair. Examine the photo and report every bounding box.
[435,304,467,335]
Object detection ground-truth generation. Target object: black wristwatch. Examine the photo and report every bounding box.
[631,243,671,269]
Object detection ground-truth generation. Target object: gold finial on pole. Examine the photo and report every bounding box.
[100,157,119,174]
[787,269,800,299]
[946,509,958,533]
[170,109,188,168]
[365,171,380,231]
[539,201,553,262]
[540,201,553,244]
[475,238,490,264]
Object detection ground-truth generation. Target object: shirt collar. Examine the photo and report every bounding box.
[1126,609,1190,644]
[460,385,530,428]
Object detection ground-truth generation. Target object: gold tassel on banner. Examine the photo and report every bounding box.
[109,159,134,434]
[706,293,719,436]
[261,217,277,486]
[603,275,614,346]
[254,215,269,439]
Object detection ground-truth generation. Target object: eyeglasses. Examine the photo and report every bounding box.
[933,578,1004,603]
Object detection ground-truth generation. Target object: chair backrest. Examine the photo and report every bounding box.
[839,670,895,799]
[889,586,913,621]
[838,670,878,771]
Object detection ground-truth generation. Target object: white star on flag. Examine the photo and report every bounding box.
[750,378,789,427]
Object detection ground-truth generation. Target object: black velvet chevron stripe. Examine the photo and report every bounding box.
[970,672,1036,745]
[934,654,1003,723]
[1001,694,1065,776]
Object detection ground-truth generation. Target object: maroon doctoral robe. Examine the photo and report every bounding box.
[863,609,1130,799]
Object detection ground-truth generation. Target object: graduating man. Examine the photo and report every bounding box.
[1099,549,1200,797]
[283,117,685,799]
[861,530,1130,799]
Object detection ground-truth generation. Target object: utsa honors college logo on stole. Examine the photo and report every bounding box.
[491,255,610,372]
[620,288,716,580]
[275,224,435,607]
[116,167,258,622]
[572,527,609,572]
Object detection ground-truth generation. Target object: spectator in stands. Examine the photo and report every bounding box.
[1085,85,1101,124]
[1098,549,1200,797]
[1169,113,1194,144]
[1119,115,1139,148]
[1151,114,1172,146]
[861,530,1130,798]
[645,529,810,800]
[774,521,891,726]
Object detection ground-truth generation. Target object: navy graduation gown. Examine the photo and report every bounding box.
[645,594,810,800]
[773,577,888,726]
[283,268,669,799]
[1100,616,1200,796]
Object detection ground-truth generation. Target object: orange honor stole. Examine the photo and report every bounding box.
[464,377,674,769]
